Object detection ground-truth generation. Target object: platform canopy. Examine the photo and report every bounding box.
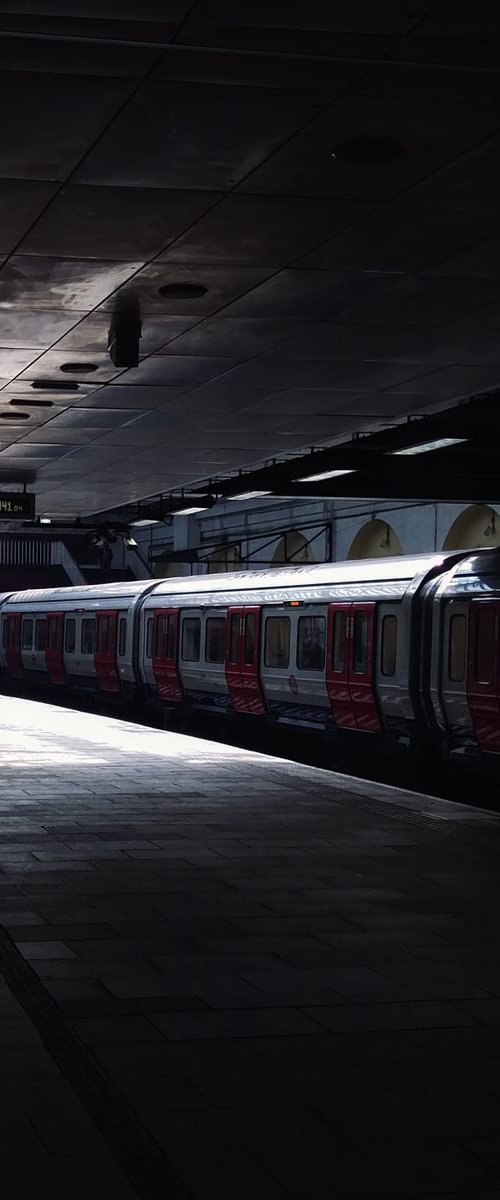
[0,3,499,517]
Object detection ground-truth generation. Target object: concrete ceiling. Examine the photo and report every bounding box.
[0,2,500,516]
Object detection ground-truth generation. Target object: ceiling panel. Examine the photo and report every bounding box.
[76,80,323,191]
[0,73,136,181]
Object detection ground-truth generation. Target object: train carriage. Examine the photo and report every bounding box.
[1,549,500,772]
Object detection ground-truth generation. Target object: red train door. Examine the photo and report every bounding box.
[6,614,22,678]
[467,600,500,751]
[225,607,266,714]
[349,602,380,732]
[152,608,182,701]
[241,607,265,714]
[45,612,65,684]
[326,603,356,728]
[226,608,246,711]
[326,602,380,732]
[95,611,120,692]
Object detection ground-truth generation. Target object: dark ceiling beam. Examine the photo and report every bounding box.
[277,473,500,503]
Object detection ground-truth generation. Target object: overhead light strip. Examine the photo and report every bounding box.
[294,468,356,483]
[392,437,467,456]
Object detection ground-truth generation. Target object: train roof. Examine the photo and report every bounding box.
[0,551,467,608]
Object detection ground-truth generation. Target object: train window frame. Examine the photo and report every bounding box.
[264,616,290,670]
[22,618,33,651]
[352,611,368,675]
[332,611,346,673]
[380,614,398,678]
[448,613,466,684]
[35,619,46,653]
[118,617,127,658]
[475,606,495,685]
[65,618,76,654]
[243,612,256,666]
[206,615,226,665]
[296,615,326,672]
[181,616,201,663]
[81,618,94,656]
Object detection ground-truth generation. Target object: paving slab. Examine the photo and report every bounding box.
[0,694,499,1197]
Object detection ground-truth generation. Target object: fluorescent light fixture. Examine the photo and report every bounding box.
[39,517,51,525]
[392,437,467,456]
[295,468,355,483]
[227,490,272,501]
[173,504,209,516]
[130,518,162,527]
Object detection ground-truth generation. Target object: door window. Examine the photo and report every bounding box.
[81,619,94,655]
[118,617,127,657]
[65,618,76,654]
[332,611,346,673]
[448,613,466,683]
[22,619,33,651]
[297,615,325,671]
[145,617,153,660]
[206,617,226,664]
[166,615,176,660]
[264,617,290,669]
[353,612,368,674]
[35,619,46,652]
[244,612,256,666]
[381,614,397,678]
[181,617,201,662]
[229,614,240,664]
[475,607,495,684]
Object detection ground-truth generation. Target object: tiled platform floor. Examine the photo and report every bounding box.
[0,696,500,1198]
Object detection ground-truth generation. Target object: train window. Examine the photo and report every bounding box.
[475,606,495,684]
[118,617,127,657]
[206,617,226,664]
[297,616,325,671]
[353,612,368,675]
[166,615,176,660]
[244,612,256,666]
[229,614,239,664]
[35,619,46,652]
[22,619,33,651]
[381,614,397,678]
[181,617,201,662]
[81,619,94,656]
[264,616,290,669]
[65,619,76,654]
[332,612,346,673]
[146,617,153,660]
[448,613,466,683]
[2,619,7,649]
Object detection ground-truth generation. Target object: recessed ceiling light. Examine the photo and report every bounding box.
[295,468,355,483]
[158,283,208,299]
[39,517,51,525]
[32,379,79,391]
[60,362,98,373]
[12,398,53,408]
[332,136,403,164]
[392,437,467,456]
[0,411,29,420]
[227,490,272,501]
[130,518,162,527]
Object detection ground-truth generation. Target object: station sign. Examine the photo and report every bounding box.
[0,492,36,519]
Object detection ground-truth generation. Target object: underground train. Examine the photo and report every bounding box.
[0,548,500,772]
